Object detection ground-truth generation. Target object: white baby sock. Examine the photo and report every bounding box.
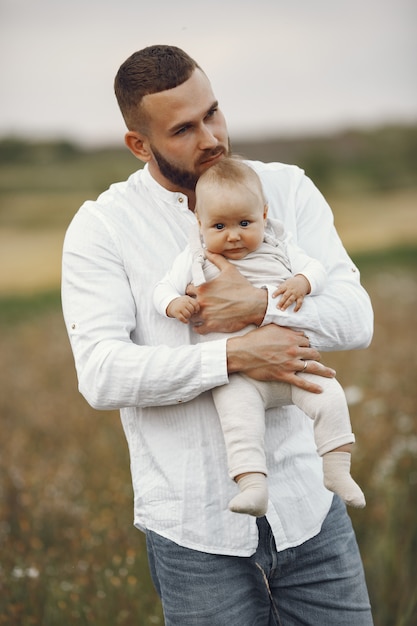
[228,473,268,517]
[322,451,366,508]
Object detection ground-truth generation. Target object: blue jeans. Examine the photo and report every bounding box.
[146,496,373,625]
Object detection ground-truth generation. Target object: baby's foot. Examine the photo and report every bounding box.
[323,452,366,508]
[228,473,268,517]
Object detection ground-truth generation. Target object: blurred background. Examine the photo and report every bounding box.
[1,1,416,624]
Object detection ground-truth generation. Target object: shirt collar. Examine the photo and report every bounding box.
[140,164,190,210]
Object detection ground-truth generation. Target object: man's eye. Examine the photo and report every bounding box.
[240,220,250,227]
[214,224,224,230]
[206,107,217,119]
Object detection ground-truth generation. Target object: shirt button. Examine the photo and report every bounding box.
[178,197,184,203]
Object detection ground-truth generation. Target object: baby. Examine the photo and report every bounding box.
[153,157,365,516]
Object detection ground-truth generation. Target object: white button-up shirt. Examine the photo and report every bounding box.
[62,161,373,556]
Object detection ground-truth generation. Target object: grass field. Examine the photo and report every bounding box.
[0,150,416,624]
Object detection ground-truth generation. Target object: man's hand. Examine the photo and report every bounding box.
[186,252,267,334]
[227,324,336,393]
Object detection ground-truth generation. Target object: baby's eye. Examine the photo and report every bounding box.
[240,220,250,227]
[214,223,224,230]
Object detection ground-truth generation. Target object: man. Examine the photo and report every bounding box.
[62,45,374,624]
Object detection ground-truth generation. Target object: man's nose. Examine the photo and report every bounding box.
[198,123,218,149]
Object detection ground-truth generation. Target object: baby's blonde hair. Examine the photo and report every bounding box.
[196,157,267,209]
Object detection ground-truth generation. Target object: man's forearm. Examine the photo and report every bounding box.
[226,324,336,393]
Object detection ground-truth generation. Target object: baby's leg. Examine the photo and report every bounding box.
[292,373,365,508]
[212,374,270,516]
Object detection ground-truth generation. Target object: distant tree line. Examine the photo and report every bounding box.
[1,123,417,193]
[0,138,81,164]
[234,123,417,193]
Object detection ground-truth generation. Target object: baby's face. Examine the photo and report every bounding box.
[196,181,267,260]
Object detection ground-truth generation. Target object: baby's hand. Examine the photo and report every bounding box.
[167,296,200,324]
[272,275,311,312]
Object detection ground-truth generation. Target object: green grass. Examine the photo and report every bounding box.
[352,244,417,273]
[0,289,62,325]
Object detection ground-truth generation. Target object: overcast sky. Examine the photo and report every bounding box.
[1,0,416,146]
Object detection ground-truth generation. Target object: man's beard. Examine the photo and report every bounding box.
[151,141,231,191]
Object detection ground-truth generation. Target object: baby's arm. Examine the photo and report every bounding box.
[266,223,327,313]
[153,245,197,320]
[167,296,200,324]
[273,274,311,312]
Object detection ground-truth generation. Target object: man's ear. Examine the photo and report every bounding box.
[124,131,151,163]
[263,203,269,221]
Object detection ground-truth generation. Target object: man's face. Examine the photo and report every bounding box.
[140,69,230,192]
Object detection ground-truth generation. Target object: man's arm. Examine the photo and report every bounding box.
[263,166,373,351]
[226,324,335,394]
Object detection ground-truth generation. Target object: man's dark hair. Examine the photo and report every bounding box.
[114,45,201,131]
